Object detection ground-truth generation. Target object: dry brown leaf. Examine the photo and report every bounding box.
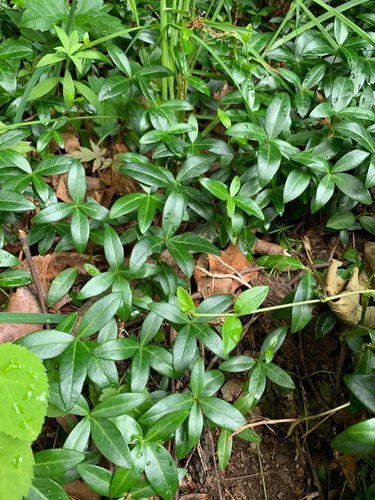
[63,480,101,500]
[63,130,80,153]
[334,453,358,492]
[193,243,258,298]
[0,253,92,343]
[221,378,244,402]
[253,238,289,256]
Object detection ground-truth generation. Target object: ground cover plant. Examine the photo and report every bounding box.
[2,0,375,498]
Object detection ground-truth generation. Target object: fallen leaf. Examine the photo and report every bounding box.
[63,480,101,500]
[334,452,358,492]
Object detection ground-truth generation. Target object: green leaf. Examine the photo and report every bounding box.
[332,419,375,455]
[77,270,116,300]
[145,442,178,500]
[0,189,35,212]
[109,192,145,219]
[263,362,295,389]
[257,141,281,187]
[163,191,186,240]
[176,154,216,184]
[27,77,61,101]
[170,233,222,255]
[220,355,256,373]
[130,348,151,392]
[200,178,229,201]
[140,311,164,346]
[186,75,210,95]
[26,477,69,499]
[190,357,205,397]
[194,294,233,325]
[47,268,77,307]
[310,102,335,118]
[0,344,48,441]
[139,394,193,426]
[333,122,375,153]
[0,269,32,287]
[173,325,197,378]
[145,410,189,442]
[233,195,264,219]
[199,396,246,431]
[120,162,172,188]
[0,62,16,94]
[226,122,267,141]
[234,286,269,315]
[34,156,72,175]
[90,417,132,468]
[217,428,233,470]
[222,316,243,354]
[105,43,132,76]
[188,400,203,449]
[76,293,122,339]
[71,208,89,253]
[291,272,316,333]
[33,202,73,224]
[331,76,354,113]
[302,64,326,89]
[16,330,74,359]
[191,323,227,359]
[129,236,164,271]
[33,449,84,477]
[332,150,370,173]
[326,211,356,230]
[344,374,375,414]
[248,363,266,403]
[104,225,124,271]
[76,464,112,496]
[91,393,148,418]
[177,287,195,314]
[0,433,34,498]
[138,195,158,234]
[67,161,86,204]
[59,341,90,410]
[109,466,141,498]
[264,93,290,139]
[332,173,372,204]
[283,170,310,203]
[313,174,335,212]
[359,216,375,236]
[147,344,174,377]
[92,338,139,360]
[291,151,330,173]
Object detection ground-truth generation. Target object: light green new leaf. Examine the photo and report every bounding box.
[234,286,269,315]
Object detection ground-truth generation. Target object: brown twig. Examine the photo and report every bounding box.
[18,229,51,329]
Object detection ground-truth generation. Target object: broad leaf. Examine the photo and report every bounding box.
[234,286,269,315]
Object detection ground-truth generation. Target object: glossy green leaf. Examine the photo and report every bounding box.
[98,75,131,101]
[76,464,112,496]
[76,293,122,339]
[77,269,116,300]
[145,442,178,500]
[233,195,264,219]
[147,344,174,377]
[283,169,310,203]
[0,269,31,287]
[121,163,173,188]
[16,330,74,359]
[145,410,189,442]
[326,211,356,230]
[139,393,193,427]
[313,174,335,212]
[234,286,269,315]
[291,272,316,333]
[256,255,305,271]
[47,268,77,307]
[59,341,90,410]
[91,393,148,418]
[71,208,89,253]
[190,357,205,397]
[104,225,124,271]
[138,195,158,234]
[332,173,372,204]
[92,337,139,360]
[105,43,132,76]
[26,477,69,500]
[177,287,195,313]
[109,192,145,219]
[194,294,233,323]
[226,122,267,141]
[333,122,375,153]
[217,428,233,470]
[220,355,256,373]
[27,77,61,101]
[222,316,243,354]
[163,191,186,240]
[90,417,132,468]
[33,449,84,477]
[199,396,246,431]
[0,189,35,212]
[177,154,216,184]
[247,363,266,403]
[263,362,295,389]
[130,347,151,392]
[109,466,141,498]
[332,419,375,455]
[200,178,229,200]
[345,374,375,414]
[129,236,164,271]
[32,202,73,223]
[331,76,354,112]
[257,141,281,187]
[149,302,190,324]
[302,64,326,89]
[191,323,227,359]
[173,325,197,378]
[264,93,290,139]
[332,150,370,173]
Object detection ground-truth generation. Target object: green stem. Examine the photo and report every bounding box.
[13,67,45,124]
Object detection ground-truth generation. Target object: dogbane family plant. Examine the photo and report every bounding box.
[1,0,375,497]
